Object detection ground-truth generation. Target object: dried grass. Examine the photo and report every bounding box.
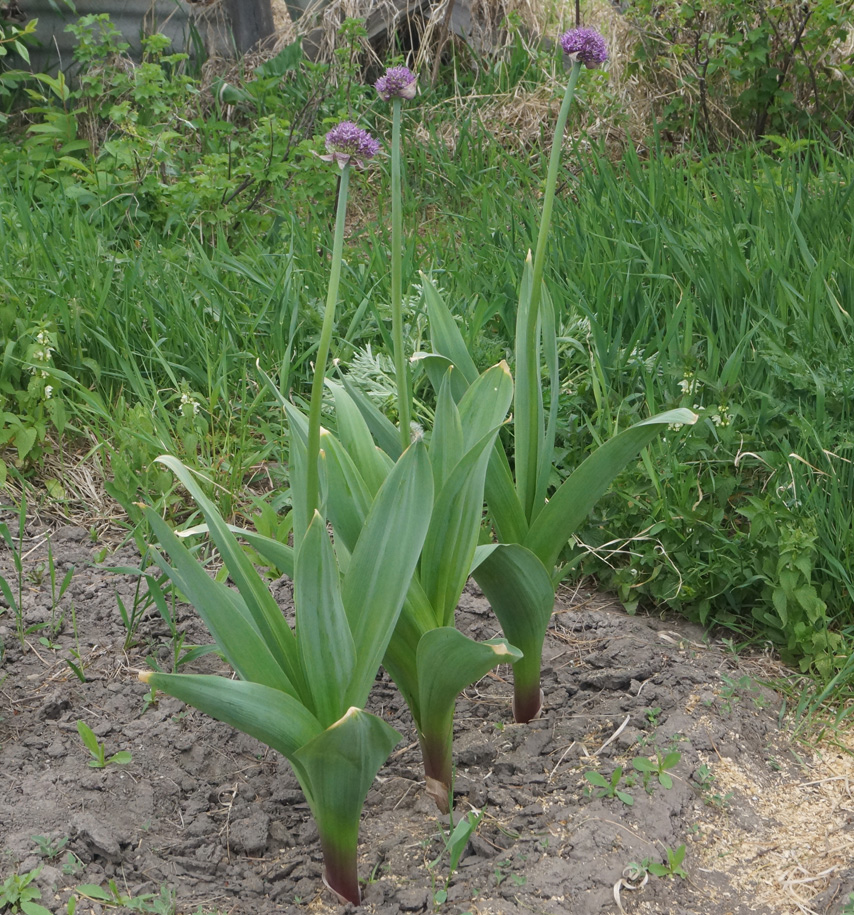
[695,722,854,915]
[285,0,555,68]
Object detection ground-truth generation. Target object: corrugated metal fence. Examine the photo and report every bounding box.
[18,0,281,71]
[21,0,193,71]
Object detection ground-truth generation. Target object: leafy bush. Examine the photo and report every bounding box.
[18,15,356,240]
[0,9,37,123]
[625,0,854,141]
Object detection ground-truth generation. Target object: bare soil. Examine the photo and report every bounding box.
[1,521,853,915]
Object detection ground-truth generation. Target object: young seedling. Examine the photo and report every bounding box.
[632,749,681,791]
[0,493,26,647]
[429,808,483,906]
[635,844,688,879]
[494,859,528,888]
[45,535,74,636]
[692,763,734,809]
[0,866,52,915]
[31,834,69,860]
[584,766,634,805]
[645,707,662,727]
[75,720,132,768]
[71,880,175,914]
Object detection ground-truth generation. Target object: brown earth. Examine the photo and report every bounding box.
[1,519,853,915]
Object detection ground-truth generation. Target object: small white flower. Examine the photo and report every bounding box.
[44,385,53,399]
[180,392,200,415]
[711,405,730,427]
[678,372,698,396]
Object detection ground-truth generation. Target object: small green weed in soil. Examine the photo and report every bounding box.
[0,865,51,915]
[583,766,635,806]
[631,844,689,881]
[75,721,132,769]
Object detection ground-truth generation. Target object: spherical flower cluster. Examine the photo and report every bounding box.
[320,121,380,169]
[559,27,608,69]
[375,66,418,101]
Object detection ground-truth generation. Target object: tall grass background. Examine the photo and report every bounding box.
[1,4,853,686]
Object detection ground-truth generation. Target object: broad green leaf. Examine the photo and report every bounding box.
[177,522,294,578]
[142,672,322,760]
[76,720,101,757]
[415,628,521,785]
[290,708,401,900]
[22,902,54,915]
[342,441,434,708]
[485,444,530,544]
[525,409,698,571]
[471,543,555,662]
[422,274,479,385]
[403,575,440,634]
[155,456,303,691]
[416,628,522,719]
[420,426,504,627]
[327,381,392,495]
[383,572,451,724]
[0,574,17,612]
[15,425,37,462]
[295,512,355,727]
[429,371,464,491]
[381,607,425,720]
[456,362,513,452]
[227,528,294,577]
[339,374,402,459]
[282,405,311,545]
[445,810,483,873]
[145,511,299,697]
[471,542,555,719]
[320,431,374,555]
[535,285,560,521]
[411,352,467,403]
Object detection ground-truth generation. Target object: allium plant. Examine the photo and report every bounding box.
[276,352,519,815]
[137,125,435,906]
[255,71,522,814]
[418,31,696,722]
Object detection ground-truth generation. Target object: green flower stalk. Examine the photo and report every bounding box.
[375,66,418,449]
[306,122,380,516]
[137,122,433,908]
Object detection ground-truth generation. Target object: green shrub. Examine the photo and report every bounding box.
[625,0,854,141]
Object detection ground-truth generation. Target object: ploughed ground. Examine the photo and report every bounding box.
[1,521,853,915]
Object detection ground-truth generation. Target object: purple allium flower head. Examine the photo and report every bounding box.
[559,27,608,69]
[320,121,381,169]
[375,65,418,101]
